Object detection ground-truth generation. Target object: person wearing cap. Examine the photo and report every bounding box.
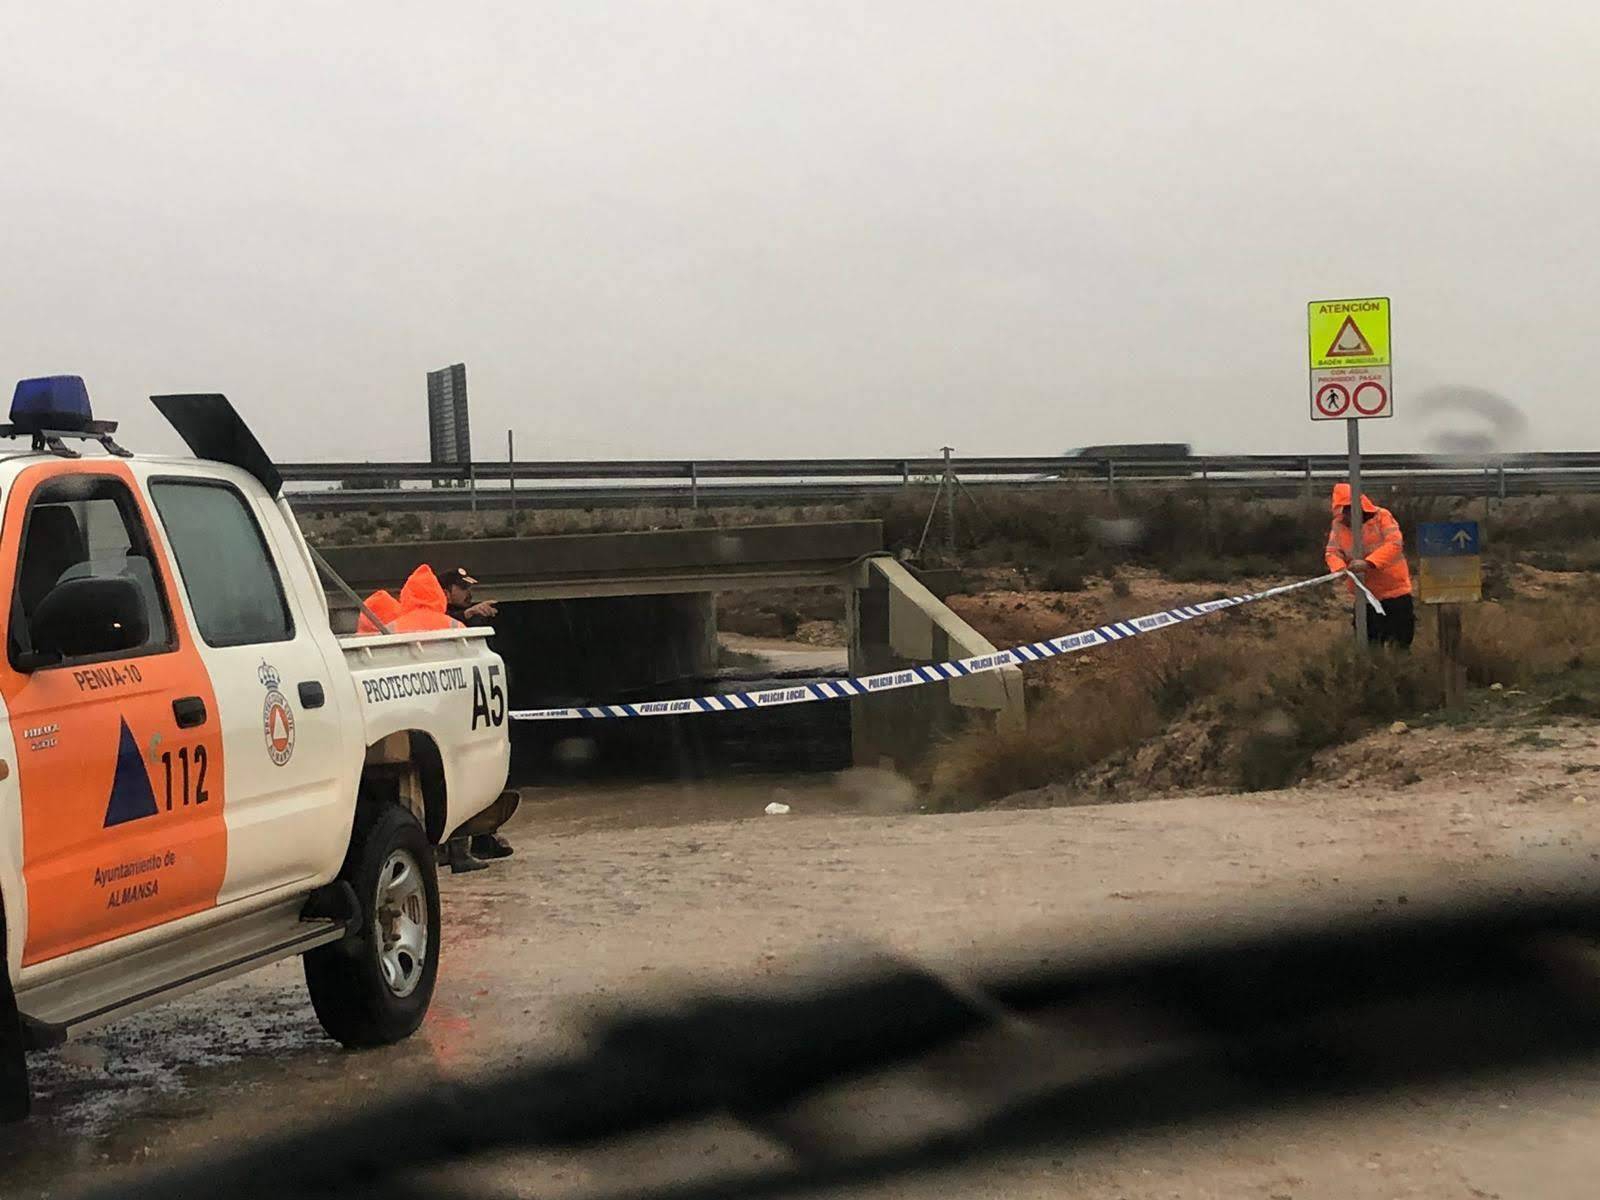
[430,564,513,867]
[1324,482,1415,648]
[438,566,498,626]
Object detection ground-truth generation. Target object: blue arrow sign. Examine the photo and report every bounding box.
[1418,520,1480,557]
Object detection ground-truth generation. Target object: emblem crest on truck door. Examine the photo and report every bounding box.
[259,661,296,767]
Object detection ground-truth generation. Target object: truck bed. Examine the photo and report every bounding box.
[339,625,509,839]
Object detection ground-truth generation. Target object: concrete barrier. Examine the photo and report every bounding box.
[319,521,883,602]
[847,557,1025,769]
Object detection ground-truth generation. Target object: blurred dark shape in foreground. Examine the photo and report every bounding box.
[78,885,1600,1200]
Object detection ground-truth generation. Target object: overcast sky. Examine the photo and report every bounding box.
[4,1,1596,461]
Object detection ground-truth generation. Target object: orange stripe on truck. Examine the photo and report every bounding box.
[0,460,228,966]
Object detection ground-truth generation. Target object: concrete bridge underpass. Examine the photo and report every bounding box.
[318,521,1024,768]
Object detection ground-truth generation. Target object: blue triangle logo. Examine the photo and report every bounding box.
[103,719,159,827]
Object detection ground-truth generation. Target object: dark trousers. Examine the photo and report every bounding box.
[1364,593,1416,648]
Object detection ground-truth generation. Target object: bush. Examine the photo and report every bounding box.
[927,585,1600,806]
[1543,692,1600,719]
[1455,599,1600,686]
[1167,556,1276,584]
[1167,557,1224,583]
[927,630,1241,805]
[1137,640,1235,719]
[1038,561,1088,592]
[1234,643,1441,791]
[928,675,1159,806]
[1481,557,1515,601]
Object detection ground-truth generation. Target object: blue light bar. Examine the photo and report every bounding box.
[11,376,94,432]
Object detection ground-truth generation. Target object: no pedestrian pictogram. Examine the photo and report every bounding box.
[1315,382,1351,418]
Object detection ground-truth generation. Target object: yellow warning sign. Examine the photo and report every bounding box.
[1308,297,1390,370]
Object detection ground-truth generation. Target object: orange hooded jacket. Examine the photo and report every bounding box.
[1324,483,1412,601]
[391,566,464,633]
[355,589,401,635]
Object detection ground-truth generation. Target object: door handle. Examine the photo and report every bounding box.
[173,697,208,728]
[298,681,326,709]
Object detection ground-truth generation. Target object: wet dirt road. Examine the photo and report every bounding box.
[5,765,1600,1199]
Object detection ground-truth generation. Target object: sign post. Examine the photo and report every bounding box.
[1418,520,1482,707]
[1309,296,1393,650]
[1347,418,1366,645]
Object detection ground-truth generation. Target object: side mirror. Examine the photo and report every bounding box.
[23,576,150,668]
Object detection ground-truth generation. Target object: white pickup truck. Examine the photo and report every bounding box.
[0,379,513,1119]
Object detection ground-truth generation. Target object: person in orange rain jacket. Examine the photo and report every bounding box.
[391,565,464,633]
[355,588,401,635]
[389,565,500,874]
[1324,482,1415,648]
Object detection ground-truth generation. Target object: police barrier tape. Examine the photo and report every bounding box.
[507,569,1381,722]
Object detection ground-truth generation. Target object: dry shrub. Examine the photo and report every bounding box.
[1454,600,1600,687]
[926,613,1455,805]
[927,674,1159,806]
[1126,632,1238,718]
[926,629,1238,806]
[1167,555,1282,584]
[1232,640,1441,792]
[1037,560,1088,592]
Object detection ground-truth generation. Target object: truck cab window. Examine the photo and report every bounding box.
[150,479,293,647]
[9,476,173,666]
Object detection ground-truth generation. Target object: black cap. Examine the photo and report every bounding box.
[436,566,478,589]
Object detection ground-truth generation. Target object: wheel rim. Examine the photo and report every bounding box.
[374,848,429,998]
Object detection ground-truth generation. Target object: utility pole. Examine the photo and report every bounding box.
[507,429,517,531]
[942,446,956,555]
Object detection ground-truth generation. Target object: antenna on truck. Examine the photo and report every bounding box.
[305,544,395,636]
[151,393,393,634]
[151,393,283,496]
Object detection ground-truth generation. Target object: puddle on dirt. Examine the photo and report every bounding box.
[20,963,332,1139]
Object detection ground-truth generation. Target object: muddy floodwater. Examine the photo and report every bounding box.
[508,636,853,785]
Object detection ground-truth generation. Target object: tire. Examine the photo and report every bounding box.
[304,804,441,1048]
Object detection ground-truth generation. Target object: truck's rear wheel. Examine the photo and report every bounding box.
[304,804,441,1048]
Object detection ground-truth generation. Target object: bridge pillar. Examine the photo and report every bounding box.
[847,558,1024,770]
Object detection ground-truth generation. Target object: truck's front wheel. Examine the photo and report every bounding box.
[304,804,441,1048]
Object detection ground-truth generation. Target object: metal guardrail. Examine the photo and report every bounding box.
[277,452,1600,513]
